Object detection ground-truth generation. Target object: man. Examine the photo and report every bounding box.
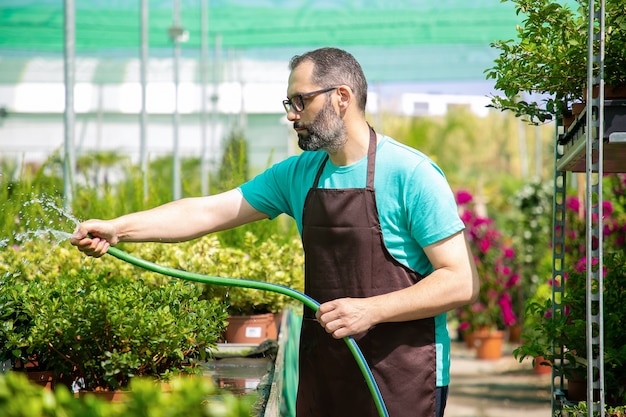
[71,47,479,417]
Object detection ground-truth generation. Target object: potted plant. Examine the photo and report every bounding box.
[514,176,626,404]
[486,0,626,124]
[0,241,229,393]
[0,265,57,389]
[205,234,303,344]
[127,234,304,344]
[511,280,555,374]
[454,190,521,359]
[562,400,626,417]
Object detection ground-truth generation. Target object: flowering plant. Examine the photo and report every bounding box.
[562,175,626,266]
[455,190,520,333]
[513,174,626,403]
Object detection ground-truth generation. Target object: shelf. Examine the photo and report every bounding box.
[557,100,626,173]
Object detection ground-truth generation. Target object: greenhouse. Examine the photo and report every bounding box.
[1,1,625,417]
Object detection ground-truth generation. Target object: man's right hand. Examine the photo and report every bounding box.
[70,220,118,258]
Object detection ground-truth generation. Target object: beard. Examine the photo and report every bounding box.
[295,98,347,153]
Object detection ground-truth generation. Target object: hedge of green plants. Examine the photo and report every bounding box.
[0,240,230,390]
[0,371,254,417]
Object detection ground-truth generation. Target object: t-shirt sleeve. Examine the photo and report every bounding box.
[406,160,464,248]
[238,153,319,220]
[238,163,292,220]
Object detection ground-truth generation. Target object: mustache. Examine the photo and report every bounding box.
[293,121,305,130]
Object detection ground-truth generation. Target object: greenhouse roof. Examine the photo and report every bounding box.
[0,0,529,85]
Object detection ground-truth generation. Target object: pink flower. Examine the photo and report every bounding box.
[471,303,485,313]
[456,190,473,205]
[506,274,520,288]
[460,209,473,224]
[498,294,517,326]
[458,321,470,331]
[474,217,493,228]
[503,247,515,259]
[574,257,587,273]
[566,196,580,213]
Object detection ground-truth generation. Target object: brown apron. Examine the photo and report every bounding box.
[297,126,436,417]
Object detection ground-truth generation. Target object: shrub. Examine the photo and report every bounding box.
[0,371,254,417]
[0,241,228,391]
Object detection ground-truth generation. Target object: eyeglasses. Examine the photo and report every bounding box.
[283,86,339,113]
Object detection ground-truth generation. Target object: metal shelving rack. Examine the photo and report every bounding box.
[552,1,626,416]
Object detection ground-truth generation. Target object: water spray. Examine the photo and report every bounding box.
[105,245,389,417]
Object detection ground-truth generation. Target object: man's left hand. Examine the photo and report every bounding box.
[315,298,376,339]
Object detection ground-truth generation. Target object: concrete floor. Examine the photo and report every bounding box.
[446,340,553,417]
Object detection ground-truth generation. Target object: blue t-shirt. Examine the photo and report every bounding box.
[238,135,464,386]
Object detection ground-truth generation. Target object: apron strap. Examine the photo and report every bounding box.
[366,124,376,189]
[311,124,378,189]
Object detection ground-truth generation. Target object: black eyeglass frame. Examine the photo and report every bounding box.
[282,86,339,113]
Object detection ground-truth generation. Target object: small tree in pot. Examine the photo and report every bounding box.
[486,0,626,124]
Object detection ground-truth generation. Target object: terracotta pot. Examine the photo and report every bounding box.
[566,373,600,402]
[13,370,56,390]
[584,84,626,100]
[77,389,131,402]
[473,329,505,360]
[533,356,552,375]
[462,330,476,349]
[224,313,279,344]
[508,324,522,344]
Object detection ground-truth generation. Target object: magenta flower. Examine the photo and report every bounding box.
[456,190,473,205]
[566,196,580,212]
[460,209,473,224]
[454,187,524,332]
[458,321,470,331]
[498,294,517,327]
[470,303,485,313]
[506,274,520,289]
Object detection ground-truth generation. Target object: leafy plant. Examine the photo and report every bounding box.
[0,241,229,392]
[562,400,626,417]
[486,0,626,124]
[514,174,626,404]
[0,272,41,367]
[123,234,305,316]
[514,247,626,404]
[0,371,255,417]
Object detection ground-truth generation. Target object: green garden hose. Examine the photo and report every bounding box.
[105,245,389,417]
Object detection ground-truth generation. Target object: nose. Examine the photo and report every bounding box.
[286,108,300,122]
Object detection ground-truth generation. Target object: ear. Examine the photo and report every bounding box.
[337,85,351,109]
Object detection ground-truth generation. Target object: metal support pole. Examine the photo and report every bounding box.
[535,126,543,180]
[200,0,210,196]
[211,34,222,180]
[585,0,605,415]
[140,0,149,201]
[170,0,183,201]
[63,0,75,209]
[551,124,567,413]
